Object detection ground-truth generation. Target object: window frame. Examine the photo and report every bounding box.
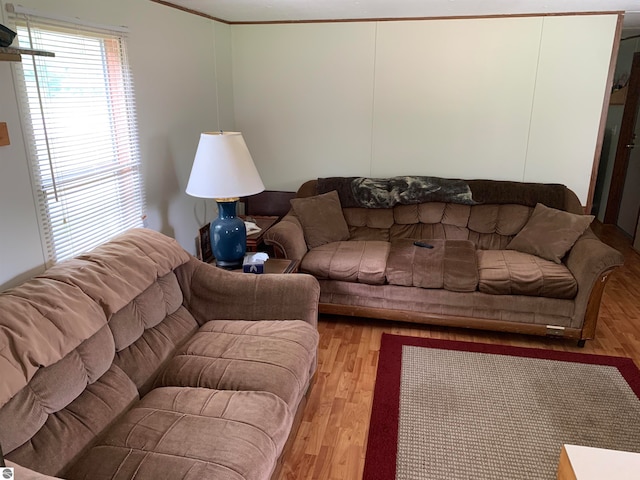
[9,12,146,266]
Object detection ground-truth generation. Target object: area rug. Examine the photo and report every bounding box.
[363,334,640,480]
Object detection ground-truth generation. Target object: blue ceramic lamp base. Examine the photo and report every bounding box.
[211,200,246,269]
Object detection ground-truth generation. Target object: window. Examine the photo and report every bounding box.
[11,12,145,266]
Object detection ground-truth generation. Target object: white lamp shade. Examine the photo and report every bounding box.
[186,132,265,199]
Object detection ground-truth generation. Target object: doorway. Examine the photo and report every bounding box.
[604,51,640,243]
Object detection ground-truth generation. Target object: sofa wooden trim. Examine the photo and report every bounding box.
[580,266,618,342]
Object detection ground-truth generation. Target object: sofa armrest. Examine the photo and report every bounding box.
[185,261,320,328]
[565,230,624,334]
[263,213,309,260]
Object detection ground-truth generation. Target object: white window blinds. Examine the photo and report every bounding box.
[11,12,145,266]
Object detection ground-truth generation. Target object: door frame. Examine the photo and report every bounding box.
[604,51,640,228]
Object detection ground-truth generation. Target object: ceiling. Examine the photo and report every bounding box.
[161,0,640,37]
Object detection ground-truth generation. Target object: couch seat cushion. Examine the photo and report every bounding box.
[155,320,318,410]
[66,387,291,480]
[300,240,390,285]
[477,250,577,299]
[385,239,478,292]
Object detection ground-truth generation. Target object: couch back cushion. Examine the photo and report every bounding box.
[109,272,200,396]
[0,325,114,454]
[342,202,533,250]
[0,229,195,477]
[343,207,394,241]
[1,271,199,477]
[467,204,532,249]
[0,325,139,476]
[300,178,586,251]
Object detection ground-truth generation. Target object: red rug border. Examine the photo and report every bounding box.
[362,333,640,480]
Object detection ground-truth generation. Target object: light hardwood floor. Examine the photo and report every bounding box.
[276,223,640,480]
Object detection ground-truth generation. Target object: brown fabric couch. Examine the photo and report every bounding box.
[0,229,320,480]
[263,177,624,345]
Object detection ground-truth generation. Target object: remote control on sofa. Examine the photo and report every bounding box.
[413,241,434,249]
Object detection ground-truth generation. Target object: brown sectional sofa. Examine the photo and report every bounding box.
[0,229,320,480]
[263,176,624,345]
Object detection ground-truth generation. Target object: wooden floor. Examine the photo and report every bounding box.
[276,223,640,480]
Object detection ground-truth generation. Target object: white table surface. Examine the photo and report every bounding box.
[564,444,640,479]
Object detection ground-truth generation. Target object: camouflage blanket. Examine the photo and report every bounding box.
[316,176,566,210]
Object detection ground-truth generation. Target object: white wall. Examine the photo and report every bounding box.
[524,15,618,202]
[232,15,618,202]
[371,17,540,180]
[0,61,43,287]
[0,0,229,289]
[232,23,377,189]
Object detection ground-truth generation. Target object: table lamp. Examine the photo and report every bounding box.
[186,132,265,268]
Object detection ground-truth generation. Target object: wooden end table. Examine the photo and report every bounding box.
[263,258,299,274]
[210,257,298,274]
[244,215,278,252]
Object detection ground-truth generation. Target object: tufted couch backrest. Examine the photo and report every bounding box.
[1,329,140,475]
[0,324,131,475]
[0,229,194,477]
[109,271,199,396]
[297,178,584,252]
[343,203,533,250]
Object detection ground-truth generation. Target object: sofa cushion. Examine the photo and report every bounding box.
[390,203,472,241]
[290,190,349,248]
[5,364,138,477]
[65,387,292,480]
[300,241,390,285]
[109,272,184,351]
[467,204,532,250]
[156,320,318,410]
[0,324,115,456]
[477,250,577,299]
[468,204,532,236]
[0,229,190,412]
[109,271,199,396]
[113,306,199,396]
[343,207,394,229]
[506,203,594,264]
[343,207,393,241]
[385,239,478,292]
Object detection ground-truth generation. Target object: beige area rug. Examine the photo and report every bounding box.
[363,334,640,480]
